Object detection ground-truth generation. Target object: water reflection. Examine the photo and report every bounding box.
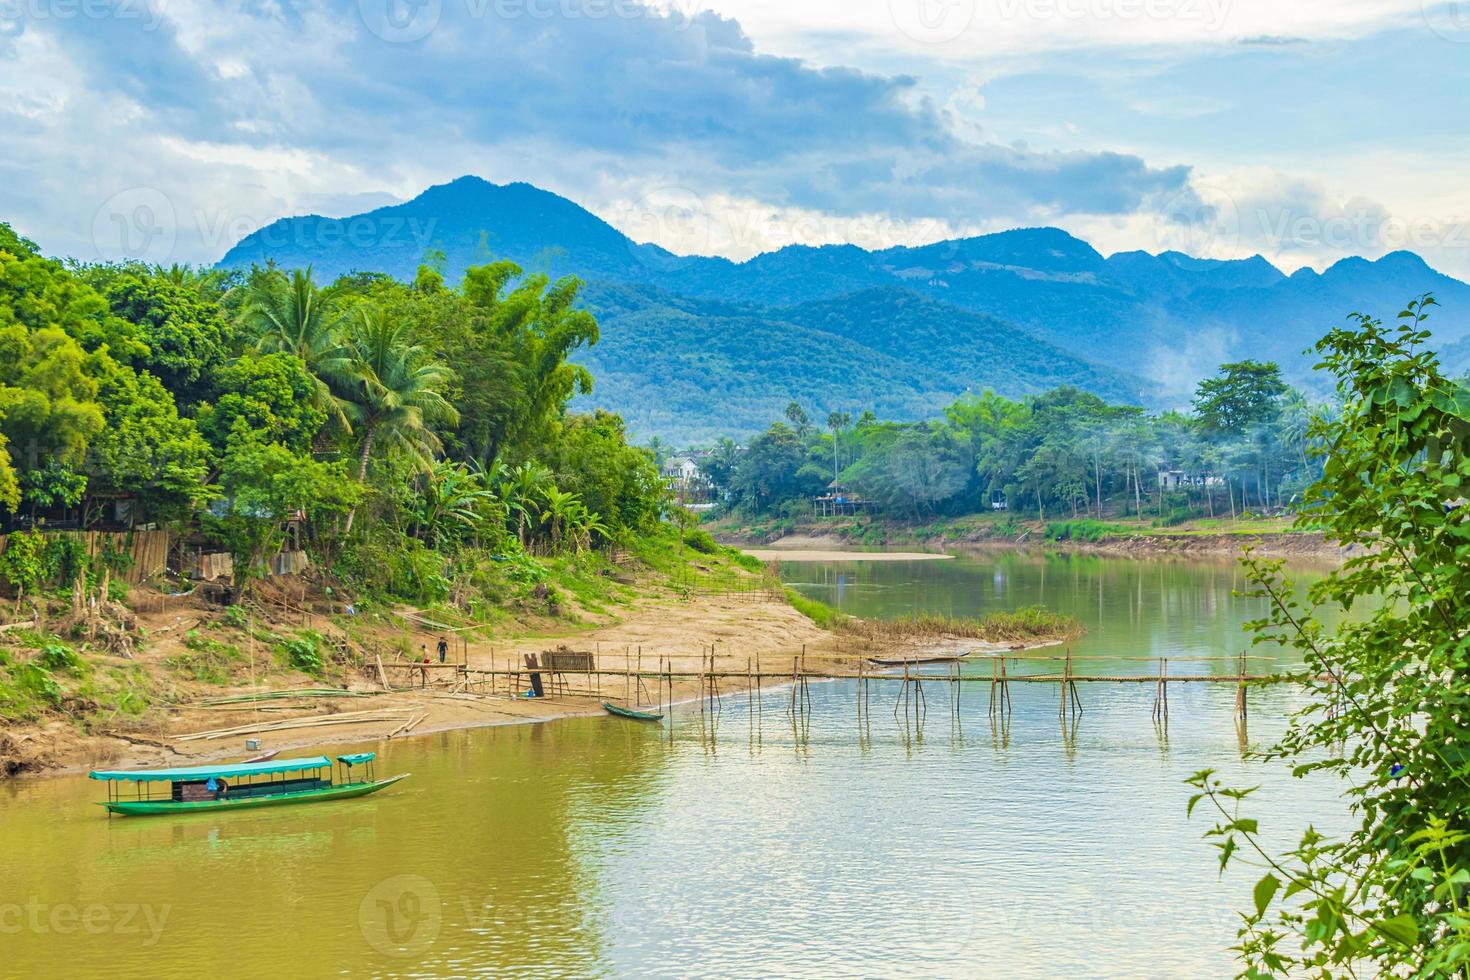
[3,553,1351,979]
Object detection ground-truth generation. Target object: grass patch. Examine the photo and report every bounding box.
[165,631,246,684]
[836,606,1084,644]
[1045,519,1134,542]
[783,588,846,629]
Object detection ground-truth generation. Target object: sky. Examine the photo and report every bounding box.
[3,0,1469,276]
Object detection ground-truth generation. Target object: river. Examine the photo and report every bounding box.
[1,551,1350,978]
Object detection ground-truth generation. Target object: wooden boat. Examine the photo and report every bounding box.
[239,749,280,764]
[601,701,664,721]
[89,753,407,817]
[868,650,975,667]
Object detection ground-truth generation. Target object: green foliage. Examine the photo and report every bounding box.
[197,351,329,454]
[1187,296,1470,977]
[783,587,844,628]
[1192,360,1288,436]
[165,631,245,685]
[12,660,61,707]
[710,371,1322,525]
[37,641,81,673]
[91,363,214,512]
[683,527,718,554]
[278,634,323,675]
[1045,519,1131,542]
[93,265,231,406]
[0,529,45,594]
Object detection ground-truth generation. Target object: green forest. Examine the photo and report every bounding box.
[690,358,1323,528]
[0,223,698,607]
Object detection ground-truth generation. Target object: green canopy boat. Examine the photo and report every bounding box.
[601,701,664,722]
[89,753,407,816]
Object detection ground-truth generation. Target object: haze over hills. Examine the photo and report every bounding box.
[219,176,1470,442]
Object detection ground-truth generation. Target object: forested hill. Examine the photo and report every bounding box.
[574,283,1144,444]
[218,176,1470,441]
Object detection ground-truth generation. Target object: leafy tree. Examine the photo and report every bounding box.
[0,324,107,475]
[1189,297,1470,976]
[197,352,328,454]
[91,364,213,516]
[731,422,820,512]
[0,223,145,360]
[540,411,661,541]
[457,261,598,465]
[0,422,19,513]
[1193,360,1288,436]
[95,266,230,408]
[213,427,361,590]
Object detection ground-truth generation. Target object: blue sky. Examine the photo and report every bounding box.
[2,0,1468,276]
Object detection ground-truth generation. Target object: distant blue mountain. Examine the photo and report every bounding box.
[218,176,1470,438]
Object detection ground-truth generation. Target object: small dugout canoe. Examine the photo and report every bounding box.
[601,702,664,722]
[868,651,975,667]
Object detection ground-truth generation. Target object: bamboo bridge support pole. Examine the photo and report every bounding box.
[1234,652,1248,723]
[790,656,799,717]
[1060,649,1070,719]
[988,658,997,718]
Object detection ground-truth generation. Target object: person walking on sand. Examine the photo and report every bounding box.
[437,635,448,664]
[419,644,430,688]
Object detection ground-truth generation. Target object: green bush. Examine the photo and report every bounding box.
[279,635,322,675]
[1045,519,1131,542]
[683,528,719,554]
[37,642,81,673]
[783,587,844,628]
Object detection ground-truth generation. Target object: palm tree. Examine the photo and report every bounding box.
[499,462,551,547]
[328,307,459,531]
[240,265,347,422]
[537,485,581,554]
[242,266,343,364]
[826,411,851,484]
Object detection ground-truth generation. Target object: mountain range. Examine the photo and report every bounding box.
[219,177,1470,443]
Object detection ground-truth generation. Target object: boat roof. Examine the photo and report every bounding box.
[337,753,375,766]
[88,756,332,782]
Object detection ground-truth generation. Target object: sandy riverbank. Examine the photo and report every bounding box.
[33,591,841,777]
[723,527,1352,564]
